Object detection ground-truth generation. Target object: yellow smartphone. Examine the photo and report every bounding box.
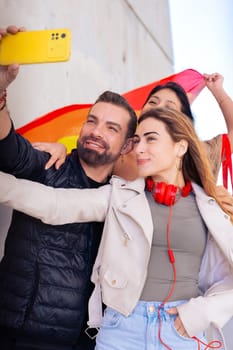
[0,28,71,65]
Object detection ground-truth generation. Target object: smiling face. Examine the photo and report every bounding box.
[134,117,185,184]
[78,102,130,166]
[141,88,183,113]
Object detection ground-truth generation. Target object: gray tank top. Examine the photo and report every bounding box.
[140,191,207,301]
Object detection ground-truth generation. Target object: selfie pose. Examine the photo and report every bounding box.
[0,108,233,350]
[38,73,233,185]
[0,26,137,350]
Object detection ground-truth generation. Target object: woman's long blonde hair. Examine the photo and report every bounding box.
[138,108,233,222]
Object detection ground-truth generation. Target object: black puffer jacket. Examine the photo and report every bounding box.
[0,127,105,347]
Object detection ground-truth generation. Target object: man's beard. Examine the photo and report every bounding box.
[77,136,120,166]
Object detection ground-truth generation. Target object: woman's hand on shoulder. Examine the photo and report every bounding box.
[32,141,67,170]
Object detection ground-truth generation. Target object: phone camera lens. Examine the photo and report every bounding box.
[51,32,59,40]
[61,33,66,39]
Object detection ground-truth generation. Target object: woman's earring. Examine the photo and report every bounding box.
[121,155,124,163]
[176,157,182,171]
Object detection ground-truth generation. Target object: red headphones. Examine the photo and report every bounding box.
[146,177,192,206]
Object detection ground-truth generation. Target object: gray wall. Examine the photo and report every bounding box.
[0,0,173,126]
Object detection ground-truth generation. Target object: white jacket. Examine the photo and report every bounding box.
[0,172,233,347]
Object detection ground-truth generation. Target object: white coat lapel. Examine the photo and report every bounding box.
[110,177,153,246]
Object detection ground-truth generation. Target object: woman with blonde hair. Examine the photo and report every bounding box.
[0,108,233,349]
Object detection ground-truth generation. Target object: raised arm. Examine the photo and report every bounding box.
[204,73,233,152]
[0,171,110,224]
[0,26,24,139]
[0,26,57,177]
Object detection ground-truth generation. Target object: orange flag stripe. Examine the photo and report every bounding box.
[17,104,92,143]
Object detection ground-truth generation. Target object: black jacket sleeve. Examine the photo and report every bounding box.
[0,123,50,181]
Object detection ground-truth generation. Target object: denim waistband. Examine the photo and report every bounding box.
[131,300,187,320]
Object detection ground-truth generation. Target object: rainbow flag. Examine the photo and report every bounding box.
[16,68,205,153]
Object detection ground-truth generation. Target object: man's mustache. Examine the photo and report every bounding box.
[80,135,110,150]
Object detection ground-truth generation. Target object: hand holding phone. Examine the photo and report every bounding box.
[0,28,71,65]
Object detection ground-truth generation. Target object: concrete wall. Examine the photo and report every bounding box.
[0,0,173,126]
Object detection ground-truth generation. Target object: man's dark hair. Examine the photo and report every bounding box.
[143,82,194,122]
[94,91,137,138]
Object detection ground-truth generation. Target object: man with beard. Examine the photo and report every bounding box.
[0,27,137,350]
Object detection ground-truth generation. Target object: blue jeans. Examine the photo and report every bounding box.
[95,300,211,350]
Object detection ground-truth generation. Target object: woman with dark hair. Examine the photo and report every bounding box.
[0,107,233,349]
[142,81,194,121]
[113,73,233,182]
